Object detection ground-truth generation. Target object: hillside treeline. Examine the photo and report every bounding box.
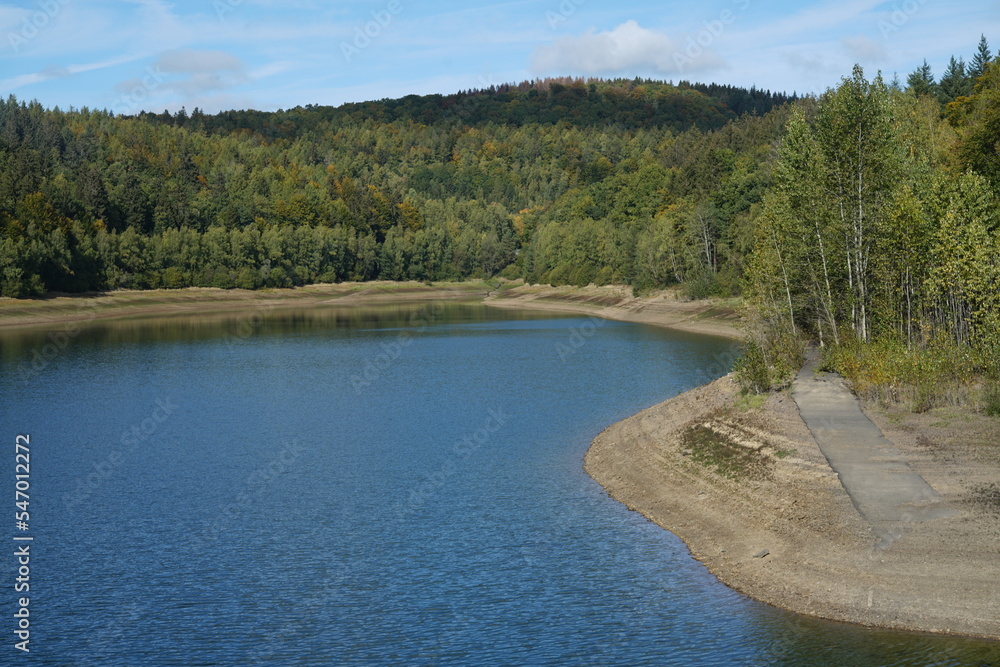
[0,77,796,296]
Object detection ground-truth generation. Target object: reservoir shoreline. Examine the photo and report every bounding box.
[4,282,997,641]
[491,285,1000,640]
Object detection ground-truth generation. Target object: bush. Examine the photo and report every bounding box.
[235,267,261,290]
[266,267,292,288]
[734,339,771,394]
[570,265,594,287]
[983,384,1000,417]
[594,266,614,286]
[826,337,991,412]
[684,269,719,300]
[546,265,571,286]
[162,267,187,289]
[499,264,521,280]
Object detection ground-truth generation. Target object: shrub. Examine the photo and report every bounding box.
[983,384,1000,417]
[684,269,719,300]
[734,339,771,394]
[827,337,990,412]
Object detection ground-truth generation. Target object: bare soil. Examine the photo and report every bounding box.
[0,282,490,332]
[586,375,1000,640]
[485,284,742,340]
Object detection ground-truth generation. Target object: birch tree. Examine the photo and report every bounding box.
[816,66,897,343]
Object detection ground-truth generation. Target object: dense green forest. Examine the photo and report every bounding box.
[2,42,1000,408]
[0,77,792,296]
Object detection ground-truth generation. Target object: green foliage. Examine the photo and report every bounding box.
[744,47,1000,416]
[826,337,991,412]
[938,56,974,105]
[733,339,772,394]
[971,35,995,79]
[0,82,790,296]
[733,392,766,411]
[982,384,1000,417]
[154,78,792,136]
[907,60,939,98]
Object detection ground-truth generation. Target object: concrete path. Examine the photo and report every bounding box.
[792,350,957,549]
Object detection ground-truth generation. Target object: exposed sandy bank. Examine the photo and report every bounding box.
[0,282,490,332]
[0,282,743,341]
[485,284,742,340]
[586,375,1000,639]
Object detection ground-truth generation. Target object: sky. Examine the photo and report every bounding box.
[1,0,998,115]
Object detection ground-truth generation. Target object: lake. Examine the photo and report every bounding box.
[2,302,999,665]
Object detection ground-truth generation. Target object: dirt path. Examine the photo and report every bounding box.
[793,351,957,548]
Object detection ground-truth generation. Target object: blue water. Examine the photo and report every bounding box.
[2,303,999,665]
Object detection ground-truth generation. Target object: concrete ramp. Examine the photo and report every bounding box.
[792,352,957,549]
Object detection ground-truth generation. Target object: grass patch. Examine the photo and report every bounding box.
[681,424,773,480]
[734,392,766,412]
[774,449,795,459]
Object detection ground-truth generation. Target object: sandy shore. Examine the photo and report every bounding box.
[586,374,1000,640]
[486,286,1000,640]
[0,281,742,340]
[484,284,742,340]
[0,282,492,332]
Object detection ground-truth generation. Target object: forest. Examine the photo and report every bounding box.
[2,41,999,408]
[740,37,1000,409]
[0,77,790,296]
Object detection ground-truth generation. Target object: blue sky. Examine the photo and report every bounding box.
[1,0,998,114]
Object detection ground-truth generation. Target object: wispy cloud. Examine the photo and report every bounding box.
[531,20,725,76]
[842,35,887,62]
[0,53,147,92]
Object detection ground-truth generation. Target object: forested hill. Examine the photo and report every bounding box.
[140,78,795,137]
[2,44,998,329]
[0,76,794,296]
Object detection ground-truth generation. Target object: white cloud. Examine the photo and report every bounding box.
[781,50,841,82]
[110,50,250,113]
[531,20,726,76]
[842,35,887,62]
[158,49,244,74]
